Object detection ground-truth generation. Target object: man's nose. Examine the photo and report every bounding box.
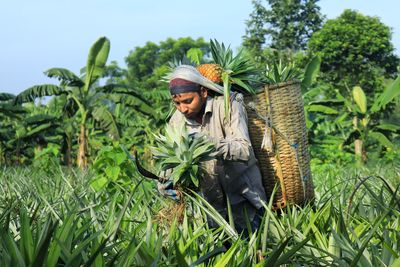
[180,105,189,114]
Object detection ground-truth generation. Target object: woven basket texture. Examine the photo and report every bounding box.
[244,81,314,207]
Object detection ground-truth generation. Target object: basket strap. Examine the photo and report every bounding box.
[237,97,274,153]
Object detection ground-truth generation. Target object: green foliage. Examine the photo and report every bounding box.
[262,55,321,92]
[301,55,321,91]
[125,37,209,90]
[210,39,260,94]
[371,75,400,112]
[352,86,367,114]
[14,37,125,168]
[1,161,400,266]
[85,36,110,89]
[264,58,301,83]
[306,77,400,163]
[208,39,261,117]
[91,142,138,192]
[32,143,61,172]
[308,9,400,96]
[151,122,216,189]
[186,47,203,66]
[243,0,324,55]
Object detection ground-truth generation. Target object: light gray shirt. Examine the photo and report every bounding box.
[168,95,267,215]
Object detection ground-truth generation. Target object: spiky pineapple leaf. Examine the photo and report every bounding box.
[151,121,216,189]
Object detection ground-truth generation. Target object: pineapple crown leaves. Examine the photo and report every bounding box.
[209,39,260,94]
[264,58,302,84]
[209,39,262,120]
[150,121,216,188]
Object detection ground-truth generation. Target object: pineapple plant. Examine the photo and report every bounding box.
[150,121,216,224]
[150,121,216,190]
[264,58,302,83]
[197,39,261,118]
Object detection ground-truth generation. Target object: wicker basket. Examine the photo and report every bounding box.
[244,80,314,209]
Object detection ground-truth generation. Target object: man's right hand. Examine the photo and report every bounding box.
[157,180,180,201]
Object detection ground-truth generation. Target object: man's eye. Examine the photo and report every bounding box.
[182,99,193,104]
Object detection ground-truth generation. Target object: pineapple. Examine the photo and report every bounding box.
[196,63,223,84]
[207,39,261,118]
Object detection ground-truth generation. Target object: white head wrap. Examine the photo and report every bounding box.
[168,65,224,94]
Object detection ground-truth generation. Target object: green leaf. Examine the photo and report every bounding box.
[24,123,53,139]
[174,242,190,267]
[114,152,127,165]
[306,104,339,114]
[352,86,367,114]
[92,105,120,140]
[273,236,311,267]
[3,232,26,267]
[44,68,84,87]
[222,73,231,120]
[0,92,15,101]
[15,84,65,104]
[371,75,400,112]
[263,237,292,267]
[190,169,199,188]
[85,37,110,91]
[391,257,400,267]
[301,55,321,91]
[105,166,121,181]
[20,208,34,265]
[31,220,57,267]
[214,239,240,267]
[90,176,108,191]
[190,246,226,266]
[369,131,394,148]
[186,48,203,65]
[375,123,400,132]
[171,163,188,185]
[47,213,76,267]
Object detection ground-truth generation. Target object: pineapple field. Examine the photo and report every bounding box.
[0,155,399,266]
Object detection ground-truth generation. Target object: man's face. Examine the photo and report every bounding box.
[172,88,207,120]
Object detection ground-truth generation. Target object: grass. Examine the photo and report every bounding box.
[0,161,399,266]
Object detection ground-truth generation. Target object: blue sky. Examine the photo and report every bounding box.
[1,0,399,95]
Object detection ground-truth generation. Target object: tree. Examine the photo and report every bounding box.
[242,0,268,59]
[125,37,210,90]
[15,37,119,169]
[243,0,324,55]
[308,9,400,96]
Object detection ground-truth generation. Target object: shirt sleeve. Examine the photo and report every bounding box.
[215,99,252,162]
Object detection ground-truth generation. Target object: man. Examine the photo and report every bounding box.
[160,65,267,233]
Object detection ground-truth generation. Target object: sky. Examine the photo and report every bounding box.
[1,0,399,95]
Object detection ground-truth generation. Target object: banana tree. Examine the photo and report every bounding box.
[0,93,27,164]
[347,77,400,161]
[307,76,400,163]
[15,37,120,169]
[7,114,59,164]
